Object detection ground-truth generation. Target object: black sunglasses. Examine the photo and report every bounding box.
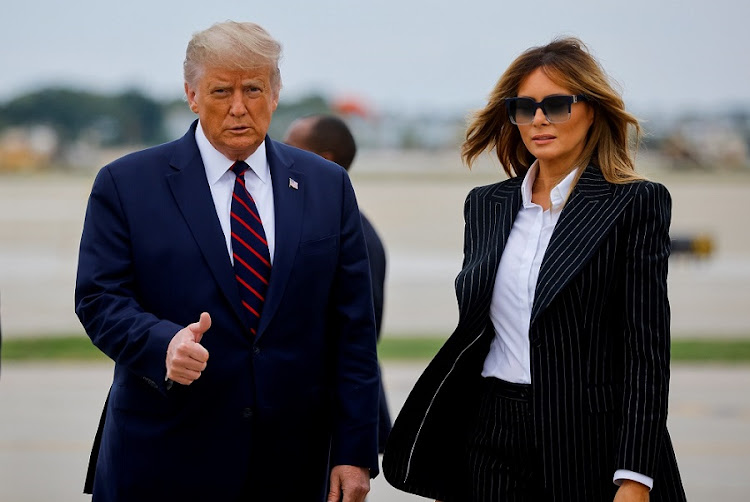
[505,94,588,125]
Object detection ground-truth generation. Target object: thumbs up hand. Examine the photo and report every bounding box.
[166,312,211,386]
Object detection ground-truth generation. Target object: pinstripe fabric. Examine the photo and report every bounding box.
[467,378,546,501]
[383,165,686,501]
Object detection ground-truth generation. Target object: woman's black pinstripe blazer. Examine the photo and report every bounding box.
[383,165,686,501]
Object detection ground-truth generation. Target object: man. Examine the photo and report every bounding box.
[284,115,392,453]
[75,21,379,502]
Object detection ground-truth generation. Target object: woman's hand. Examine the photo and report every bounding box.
[613,480,649,502]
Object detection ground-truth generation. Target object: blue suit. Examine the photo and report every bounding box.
[75,121,380,501]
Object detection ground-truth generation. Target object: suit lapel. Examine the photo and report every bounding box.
[256,139,304,338]
[489,179,524,252]
[166,123,249,330]
[488,179,523,270]
[459,179,523,317]
[530,165,637,325]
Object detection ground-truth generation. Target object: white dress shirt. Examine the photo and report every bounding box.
[480,161,653,490]
[195,122,276,263]
[481,161,576,383]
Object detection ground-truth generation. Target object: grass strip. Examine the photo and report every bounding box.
[1,335,108,362]
[1,335,750,363]
[670,338,750,363]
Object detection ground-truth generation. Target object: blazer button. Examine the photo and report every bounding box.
[253,346,261,355]
[242,407,253,419]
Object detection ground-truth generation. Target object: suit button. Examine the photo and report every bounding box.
[242,408,253,419]
[253,346,261,355]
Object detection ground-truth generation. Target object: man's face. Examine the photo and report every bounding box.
[185,65,279,160]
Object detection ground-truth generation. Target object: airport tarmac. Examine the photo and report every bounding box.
[1,155,749,500]
[1,159,749,339]
[0,360,749,501]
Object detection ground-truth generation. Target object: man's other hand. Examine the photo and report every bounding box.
[327,464,370,502]
[165,312,211,385]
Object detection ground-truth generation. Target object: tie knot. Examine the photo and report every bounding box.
[231,160,250,177]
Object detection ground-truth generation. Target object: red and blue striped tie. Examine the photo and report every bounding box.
[230,161,271,335]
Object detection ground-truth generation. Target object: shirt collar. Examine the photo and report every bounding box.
[195,120,270,186]
[520,161,581,211]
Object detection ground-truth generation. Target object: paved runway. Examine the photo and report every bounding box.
[1,157,749,500]
[1,162,750,339]
[1,361,748,501]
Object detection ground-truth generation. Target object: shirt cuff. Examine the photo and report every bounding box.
[613,469,653,490]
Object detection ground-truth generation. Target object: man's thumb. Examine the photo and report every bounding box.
[188,312,211,343]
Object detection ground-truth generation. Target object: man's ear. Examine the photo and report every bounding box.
[185,82,199,114]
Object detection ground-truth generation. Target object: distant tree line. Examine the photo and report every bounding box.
[0,87,333,149]
[0,88,170,146]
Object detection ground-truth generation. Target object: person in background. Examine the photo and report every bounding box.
[75,21,379,502]
[284,114,392,453]
[383,38,686,501]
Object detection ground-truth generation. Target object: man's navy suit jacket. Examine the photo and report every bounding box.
[75,121,380,501]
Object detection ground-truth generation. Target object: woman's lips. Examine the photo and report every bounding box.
[532,134,556,144]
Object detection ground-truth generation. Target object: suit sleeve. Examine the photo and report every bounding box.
[75,166,181,393]
[329,173,381,476]
[617,181,672,478]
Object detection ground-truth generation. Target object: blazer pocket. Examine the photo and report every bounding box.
[300,234,338,256]
[586,384,621,414]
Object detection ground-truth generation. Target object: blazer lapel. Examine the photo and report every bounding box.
[489,179,524,252]
[459,178,523,318]
[488,179,523,269]
[166,123,249,330]
[256,139,304,338]
[530,165,637,325]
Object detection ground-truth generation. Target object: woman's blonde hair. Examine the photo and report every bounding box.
[462,37,643,183]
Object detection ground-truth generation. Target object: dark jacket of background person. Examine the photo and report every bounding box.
[360,212,392,452]
[362,214,385,338]
[283,114,392,453]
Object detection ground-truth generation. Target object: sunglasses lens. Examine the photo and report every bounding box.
[543,96,572,123]
[509,98,536,125]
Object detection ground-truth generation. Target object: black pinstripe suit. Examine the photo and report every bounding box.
[383,165,686,501]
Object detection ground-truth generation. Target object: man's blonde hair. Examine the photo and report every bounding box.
[184,21,282,96]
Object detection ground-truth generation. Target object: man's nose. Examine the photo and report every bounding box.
[229,90,247,116]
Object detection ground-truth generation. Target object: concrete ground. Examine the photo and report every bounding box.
[0,361,748,501]
[2,165,750,339]
[1,161,749,500]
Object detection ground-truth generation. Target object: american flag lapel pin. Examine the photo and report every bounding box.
[288,178,299,190]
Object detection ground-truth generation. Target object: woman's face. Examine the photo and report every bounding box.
[515,68,594,173]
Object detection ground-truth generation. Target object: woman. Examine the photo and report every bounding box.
[383,38,686,501]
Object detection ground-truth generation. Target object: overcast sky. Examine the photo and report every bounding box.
[2,0,748,118]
